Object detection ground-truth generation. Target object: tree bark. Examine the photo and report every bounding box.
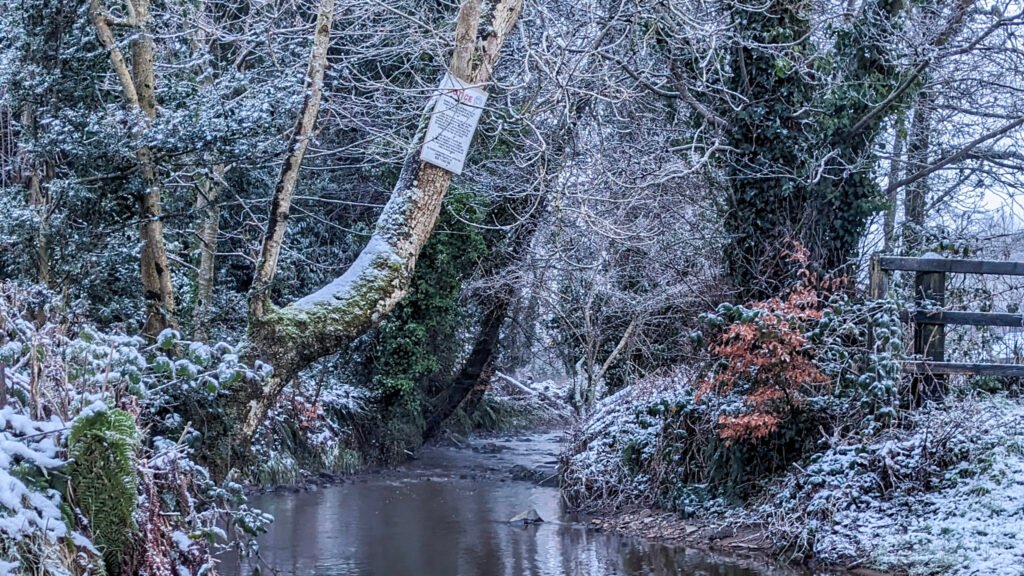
[193,166,224,340]
[137,147,176,337]
[226,0,524,464]
[90,0,177,337]
[26,169,51,287]
[249,0,335,319]
[882,111,905,254]
[903,100,931,255]
[89,0,139,105]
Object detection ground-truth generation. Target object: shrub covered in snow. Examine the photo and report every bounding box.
[563,287,905,507]
[0,283,270,574]
[562,368,718,512]
[766,396,1024,575]
[565,279,1024,576]
[1,404,99,574]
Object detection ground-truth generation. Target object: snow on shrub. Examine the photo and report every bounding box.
[767,396,1024,575]
[0,283,270,573]
[562,367,705,510]
[1,408,73,541]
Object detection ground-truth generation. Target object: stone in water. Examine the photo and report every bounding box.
[509,508,544,525]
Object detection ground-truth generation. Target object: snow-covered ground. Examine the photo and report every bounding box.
[779,397,1024,575]
[562,368,1024,575]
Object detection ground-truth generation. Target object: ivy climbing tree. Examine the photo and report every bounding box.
[356,190,487,460]
[722,0,909,298]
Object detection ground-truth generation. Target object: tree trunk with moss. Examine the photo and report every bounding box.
[721,0,978,298]
[222,0,525,469]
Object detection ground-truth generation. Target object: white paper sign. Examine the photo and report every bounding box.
[420,72,488,175]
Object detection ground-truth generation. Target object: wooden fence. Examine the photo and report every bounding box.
[869,254,1024,402]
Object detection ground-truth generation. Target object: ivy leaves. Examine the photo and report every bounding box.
[723,0,909,296]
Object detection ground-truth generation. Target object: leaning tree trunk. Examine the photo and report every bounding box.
[419,195,538,439]
[423,293,510,439]
[222,0,525,468]
[420,95,591,438]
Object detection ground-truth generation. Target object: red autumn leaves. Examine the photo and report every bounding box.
[698,245,829,443]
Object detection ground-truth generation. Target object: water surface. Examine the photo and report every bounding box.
[218,433,804,576]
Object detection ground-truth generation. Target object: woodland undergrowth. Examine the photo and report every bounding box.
[561,248,1021,573]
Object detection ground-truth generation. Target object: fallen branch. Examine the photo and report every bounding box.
[494,371,538,396]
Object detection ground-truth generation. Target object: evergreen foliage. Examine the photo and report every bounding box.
[722,0,908,297]
[67,408,139,575]
[356,190,489,460]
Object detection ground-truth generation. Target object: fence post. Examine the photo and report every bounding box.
[867,254,888,353]
[869,253,888,300]
[913,253,946,404]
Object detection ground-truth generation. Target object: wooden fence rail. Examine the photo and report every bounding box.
[879,256,1024,276]
[899,310,1024,328]
[870,253,1024,403]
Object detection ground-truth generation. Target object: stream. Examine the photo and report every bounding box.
[218,432,809,576]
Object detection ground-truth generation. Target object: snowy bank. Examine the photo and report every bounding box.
[562,366,1024,575]
[562,368,711,511]
[769,396,1024,575]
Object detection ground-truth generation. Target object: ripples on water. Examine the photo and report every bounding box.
[218,436,804,576]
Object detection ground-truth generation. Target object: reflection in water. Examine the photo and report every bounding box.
[218,477,796,576]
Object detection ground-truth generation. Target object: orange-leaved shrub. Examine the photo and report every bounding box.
[698,245,833,443]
